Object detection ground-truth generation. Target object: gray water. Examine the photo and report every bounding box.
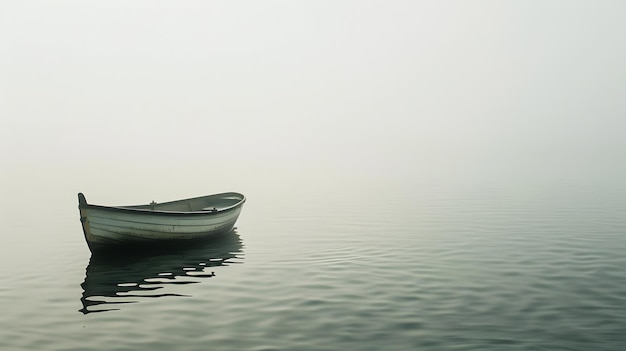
[1,181,625,351]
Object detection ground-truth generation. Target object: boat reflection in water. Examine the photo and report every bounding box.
[79,230,243,314]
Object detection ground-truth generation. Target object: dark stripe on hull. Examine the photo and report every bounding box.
[86,225,237,253]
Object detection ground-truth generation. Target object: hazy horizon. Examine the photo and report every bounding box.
[2,1,626,203]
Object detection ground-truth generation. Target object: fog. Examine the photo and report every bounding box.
[2,1,625,204]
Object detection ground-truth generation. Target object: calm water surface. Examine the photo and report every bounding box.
[1,183,625,350]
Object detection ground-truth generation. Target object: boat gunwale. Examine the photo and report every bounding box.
[79,192,246,217]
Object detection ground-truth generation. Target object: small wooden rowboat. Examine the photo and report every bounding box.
[78,192,245,253]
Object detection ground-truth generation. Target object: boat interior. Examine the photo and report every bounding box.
[120,192,245,213]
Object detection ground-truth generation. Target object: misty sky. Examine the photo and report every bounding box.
[1,1,625,193]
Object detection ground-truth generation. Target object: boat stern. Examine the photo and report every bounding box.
[78,193,97,252]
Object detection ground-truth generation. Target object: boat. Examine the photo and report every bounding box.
[78,192,245,253]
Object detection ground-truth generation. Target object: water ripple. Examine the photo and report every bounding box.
[3,186,626,350]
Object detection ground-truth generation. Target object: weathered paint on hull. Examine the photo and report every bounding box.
[78,193,245,253]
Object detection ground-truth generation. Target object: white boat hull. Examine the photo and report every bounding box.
[78,192,245,252]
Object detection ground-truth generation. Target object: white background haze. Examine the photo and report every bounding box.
[1,0,625,204]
